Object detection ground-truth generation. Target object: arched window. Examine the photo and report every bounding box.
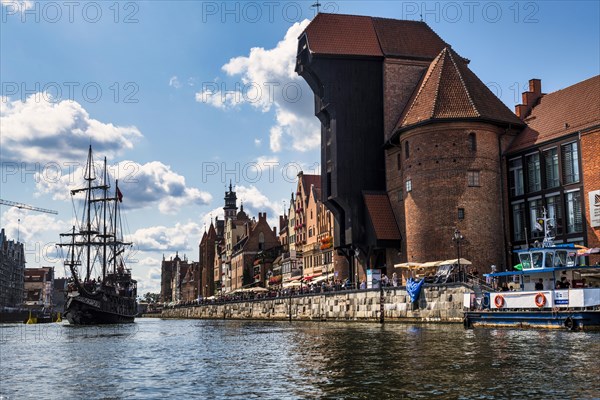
[468,132,477,152]
[258,232,265,250]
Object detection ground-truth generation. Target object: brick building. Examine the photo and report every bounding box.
[0,228,25,308]
[229,212,280,291]
[24,267,54,308]
[160,253,195,303]
[198,217,223,298]
[506,76,600,266]
[297,13,599,276]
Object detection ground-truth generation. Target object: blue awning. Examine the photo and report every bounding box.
[484,265,600,277]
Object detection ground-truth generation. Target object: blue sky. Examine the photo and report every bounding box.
[1,0,598,295]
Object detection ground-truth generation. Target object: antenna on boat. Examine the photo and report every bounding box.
[541,208,555,248]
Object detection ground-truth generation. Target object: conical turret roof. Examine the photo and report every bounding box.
[395,47,523,132]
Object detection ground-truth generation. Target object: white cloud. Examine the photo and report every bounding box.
[1,0,33,11]
[0,94,142,164]
[236,184,285,228]
[254,138,261,147]
[34,159,212,214]
[131,221,202,252]
[169,76,182,89]
[195,20,321,153]
[1,207,63,244]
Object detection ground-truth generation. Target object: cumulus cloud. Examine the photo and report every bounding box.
[1,0,33,11]
[1,207,63,244]
[169,76,182,89]
[196,20,320,153]
[34,159,212,214]
[131,221,202,252]
[0,94,142,164]
[236,184,285,227]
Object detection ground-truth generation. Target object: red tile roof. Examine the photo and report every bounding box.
[302,13,383,57]
[302,13,449,59]
[371,17,448,59]
[508,75,600,152]
[396,47,523,131]
[302,174,321,191]
[363,192,401,241]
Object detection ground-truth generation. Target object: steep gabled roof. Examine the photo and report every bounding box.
[395,47,523,132]
[371,17,449,59]
[363,192,401,242]
[301,13,449,59]
[508,75,600,152]
[302,13,383,57]
[302,174,321,191]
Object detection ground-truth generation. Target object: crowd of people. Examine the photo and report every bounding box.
[165,272,404,309]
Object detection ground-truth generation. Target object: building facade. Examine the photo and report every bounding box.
[0,228,25,308]
[297,13,600,275]
[24,267,54,308]
[506,77,600,266]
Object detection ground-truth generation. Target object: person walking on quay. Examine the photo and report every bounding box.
[392,272,398,287]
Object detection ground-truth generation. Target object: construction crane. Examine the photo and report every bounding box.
[0,199,58,215]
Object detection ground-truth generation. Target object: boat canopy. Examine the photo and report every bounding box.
[484,265,600,278]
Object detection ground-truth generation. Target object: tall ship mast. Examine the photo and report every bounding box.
[59,145,137,324]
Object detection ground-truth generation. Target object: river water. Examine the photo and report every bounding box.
[1,318,599,399]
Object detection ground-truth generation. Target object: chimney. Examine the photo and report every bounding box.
[273,227,277,236]
[514,78,542,120]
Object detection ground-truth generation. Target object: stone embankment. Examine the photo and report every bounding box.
[160,284,469,323]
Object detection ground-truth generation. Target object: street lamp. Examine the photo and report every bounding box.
[452,228,465,282]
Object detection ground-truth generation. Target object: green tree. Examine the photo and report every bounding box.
[143,292,160,303]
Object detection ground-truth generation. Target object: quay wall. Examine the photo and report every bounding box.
[160,285,469,323]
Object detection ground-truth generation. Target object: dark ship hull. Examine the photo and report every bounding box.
[64,291,136,325]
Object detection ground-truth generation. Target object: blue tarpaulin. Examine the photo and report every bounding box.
[406,277,425,302]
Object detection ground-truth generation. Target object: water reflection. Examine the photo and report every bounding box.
[1,319,599,399]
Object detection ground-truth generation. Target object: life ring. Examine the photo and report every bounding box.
[494,295,504,308]
[564,316,575,331]
[534,292,546,308]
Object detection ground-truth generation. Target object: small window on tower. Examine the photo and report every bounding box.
[405,141,410,159]
[467,171,480,187]
[397,153,401,170]
[458,208,465,220]
[406,179,412,193]
[468,132,477,152]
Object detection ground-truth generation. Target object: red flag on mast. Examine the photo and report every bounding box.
[117,187,123,202]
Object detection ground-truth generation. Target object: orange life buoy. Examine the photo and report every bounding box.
[494,295,504,308]
[535,292,546,308]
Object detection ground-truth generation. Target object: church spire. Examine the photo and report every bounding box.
[224,181,238,222]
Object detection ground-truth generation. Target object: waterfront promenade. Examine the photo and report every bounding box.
[160,284,469,323]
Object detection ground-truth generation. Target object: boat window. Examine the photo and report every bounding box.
[519,253,532,269]
[531,252,544,269]
[566,251,577,267]
[554,250,567,267]
[544,252,554,268]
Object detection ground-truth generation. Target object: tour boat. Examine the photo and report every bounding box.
[464,211,600,331]
[58,146,137,325]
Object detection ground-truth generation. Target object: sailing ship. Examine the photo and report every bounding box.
[59,146,137,324]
